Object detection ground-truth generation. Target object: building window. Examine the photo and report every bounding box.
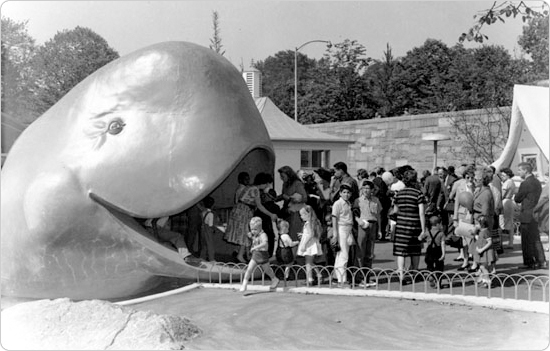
[518,147,543,176]
[301,150,330,169]
[521,153,540,173]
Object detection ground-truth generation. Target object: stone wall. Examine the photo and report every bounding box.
[307,107,510,176]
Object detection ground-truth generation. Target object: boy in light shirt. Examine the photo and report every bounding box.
[331,184,354,288]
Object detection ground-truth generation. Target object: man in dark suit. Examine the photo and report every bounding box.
[373,166,390,240]
[515,162,547,269]
[439,166,458,234]
[423,167,442,219]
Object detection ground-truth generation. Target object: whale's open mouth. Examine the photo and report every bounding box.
[89,147,275,258]
[89,192,161,242]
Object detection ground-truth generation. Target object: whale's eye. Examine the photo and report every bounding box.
[107,119,125,135]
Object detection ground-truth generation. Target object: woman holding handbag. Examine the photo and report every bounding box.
[392,169,427,284]
[277,166,308,250]
[224,172,278,263]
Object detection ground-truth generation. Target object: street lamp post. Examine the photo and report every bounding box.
[422,133,451,171]
[294,40,331,122]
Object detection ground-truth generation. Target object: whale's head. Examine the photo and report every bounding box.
[1,42,274,299]
[61,41,274,217]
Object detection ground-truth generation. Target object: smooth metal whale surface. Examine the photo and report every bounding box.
[1,41,275,299]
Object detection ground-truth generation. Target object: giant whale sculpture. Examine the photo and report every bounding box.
[1,42,275,300]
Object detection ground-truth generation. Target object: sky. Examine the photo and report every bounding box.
[1,1,537,69]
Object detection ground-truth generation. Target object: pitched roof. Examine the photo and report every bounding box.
[254,97,350,143]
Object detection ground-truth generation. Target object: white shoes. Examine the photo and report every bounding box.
[358,281,377,288]
[270,278,280,289]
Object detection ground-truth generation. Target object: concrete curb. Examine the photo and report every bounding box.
[202,283,550,315]
[115,283,203,306]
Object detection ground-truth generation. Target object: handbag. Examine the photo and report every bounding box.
[330,240,341,253]
[444,200,455,212]
[276,237,294,264]
[445,234,463,249]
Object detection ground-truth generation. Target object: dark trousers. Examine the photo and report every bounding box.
[520,221,546,266]
[425,246,444,279]
[380,205,389,238]
[357,222,377,268]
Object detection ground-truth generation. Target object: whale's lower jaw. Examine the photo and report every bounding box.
[1,181,253,300]
[0,237,247,300]
[1,270,164,300]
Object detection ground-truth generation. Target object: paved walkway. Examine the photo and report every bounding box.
[109,234,550,304]
[365,234,549,275]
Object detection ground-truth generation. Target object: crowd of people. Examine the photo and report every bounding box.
[145,159,549,290]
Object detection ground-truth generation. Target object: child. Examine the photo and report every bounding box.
[276,219,299,280]
[418,216,446,288]
[331,184,354,288]
[144,217,190,259]
[240,217,280,292]
[297,205,323,285]
[353,180,382,288]
[472,215,497,288]
[200,196,216,262]
[323,211,336,267]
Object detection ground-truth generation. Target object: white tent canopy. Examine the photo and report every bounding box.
[492,84,549,171]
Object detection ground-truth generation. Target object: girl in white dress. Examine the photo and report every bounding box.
[297,205,323,285]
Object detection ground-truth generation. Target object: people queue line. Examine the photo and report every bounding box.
[145,160,549,290]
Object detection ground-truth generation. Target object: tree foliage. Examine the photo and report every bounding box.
[518,15,549,77]
[255,40,374,123]
[31,26,119,115]
[391,39,455,114]
[364,44,402,117]
[209,11,225,56]
[1,17,38,122]
[254,50,309,118]
[256,37,539,124]
[459,1,549,43]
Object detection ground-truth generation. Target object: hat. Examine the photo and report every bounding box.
[339,183,352,192]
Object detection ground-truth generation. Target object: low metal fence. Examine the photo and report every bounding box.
[197,262,550,302]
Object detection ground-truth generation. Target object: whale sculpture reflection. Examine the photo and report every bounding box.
[1,42,275,299]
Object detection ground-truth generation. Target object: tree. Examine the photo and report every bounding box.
[518,15,549,78]
[364,43,403,117]
[209,11,225,56]
[323,39,371,73]
[1,17,38,122]
[31,26,119,115]
[459,1,549,43]
[255,50,317,118]
[446,45,520,165]
[320,39,374,121]
[449,107,511,164]
[392,39,455,114]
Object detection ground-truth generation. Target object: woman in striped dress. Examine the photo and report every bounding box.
[393,169,428,283]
